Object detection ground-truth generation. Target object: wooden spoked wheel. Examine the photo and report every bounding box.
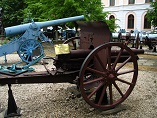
[79,42,138,110]
[63,36,80,50]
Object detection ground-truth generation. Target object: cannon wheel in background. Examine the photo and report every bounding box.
[18,39,44,63]
[79,42,138,110]
[63,36,80,50]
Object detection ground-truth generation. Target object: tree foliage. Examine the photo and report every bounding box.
[23,0,108,21]
[0,0,27,27]
[147,1,157,27]
[23,0,46,22]
[0,0,117,32]
[47,0,108,21]
[23,0,116,31]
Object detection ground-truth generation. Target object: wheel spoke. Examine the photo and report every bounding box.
[20,50,27,54]
[107,46,111,70]
[29,42,33,47]
[27,41,31,47]
[21,47,27,51]
[95,53,107,72]
[23,52,27,56]
[32,41,36,47]
[116,77,134,86]
[113,82,124,97]
[83,77,104,85]
[98,85,107,105]
[86,67,105,76]
[117,69,135,75]
[30,54,33,61]
[33,45,39,50]
[26,54,32,61]
[26,55,30,61]
[115,56,132,72]
[112,48,124,69]
[87,82,104,99]
[109,84,113,104]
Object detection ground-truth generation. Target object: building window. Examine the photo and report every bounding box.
[109,15,115,24]
[129,0,135,4]
[145,0,153,3]
[144,15,151,29]
[109,15,115,20]
[128,14,134,29]
[110,0,115,6]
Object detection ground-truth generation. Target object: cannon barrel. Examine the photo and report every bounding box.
[5,15,84,37]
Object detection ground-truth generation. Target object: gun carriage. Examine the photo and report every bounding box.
[0,17,144,117]
[112,32,141,49]
[112,31,157,52]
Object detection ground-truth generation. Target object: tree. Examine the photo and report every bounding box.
[23,0,47,22]
[147,1,157,28]
[23,0,116,32]
[23,0,108,21]
[47,0,107,20]
[0,0,27,27]
[0,0,117,31]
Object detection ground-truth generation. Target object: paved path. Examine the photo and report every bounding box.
[138,48,157,72]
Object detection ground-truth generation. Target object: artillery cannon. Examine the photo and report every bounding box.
[0,15,84,63]
[112,31,157,51]
[0,21,144,117]
[112,32,141,49]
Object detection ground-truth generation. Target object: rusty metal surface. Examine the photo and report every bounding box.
[111,48,144,56]
[70,49,91,58]
[77,21,111,71]
[77,21,111,49]
[0,70,79,84]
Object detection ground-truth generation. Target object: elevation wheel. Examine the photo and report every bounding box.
[79,42,138,110]
[18,39,44,63]
[63,36,80,50]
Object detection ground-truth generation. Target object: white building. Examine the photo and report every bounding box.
[102,0,156,32]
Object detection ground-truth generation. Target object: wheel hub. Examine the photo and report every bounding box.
[28,48,33,54]
[104,70,116,84]
[108,73,116,80]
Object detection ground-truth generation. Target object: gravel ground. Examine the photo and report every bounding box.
[0,49,157,118]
